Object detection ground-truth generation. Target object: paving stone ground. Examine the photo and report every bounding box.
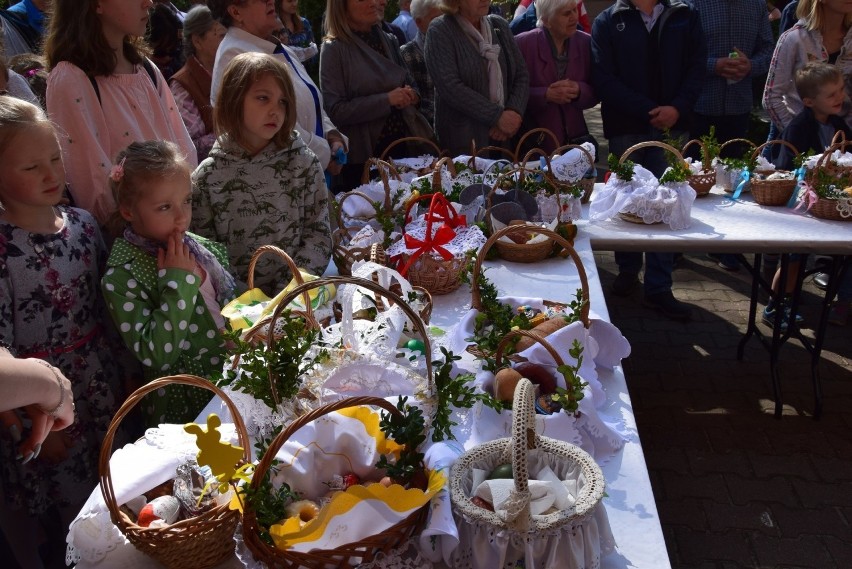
[594,250,852,569]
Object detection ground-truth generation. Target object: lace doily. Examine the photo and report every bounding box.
[387,218,488,258]
[589,164,696,230]
[550,143,596,184]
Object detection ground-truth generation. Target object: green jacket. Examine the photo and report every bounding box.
[102,234,231,424]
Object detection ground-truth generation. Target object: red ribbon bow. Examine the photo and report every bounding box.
[399,193,460,276]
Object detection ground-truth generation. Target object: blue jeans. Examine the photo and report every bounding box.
[608,132,678,296]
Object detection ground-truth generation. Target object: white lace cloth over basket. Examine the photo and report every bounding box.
[386,216,488,258]
[589,164,696,230]
[549,143,596,184]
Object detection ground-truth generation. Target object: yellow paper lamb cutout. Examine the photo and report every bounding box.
[184,413,245,487]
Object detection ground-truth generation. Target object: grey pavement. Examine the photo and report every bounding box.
[585,105,852,568]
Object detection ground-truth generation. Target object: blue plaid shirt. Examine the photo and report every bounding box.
[692,0,775,116]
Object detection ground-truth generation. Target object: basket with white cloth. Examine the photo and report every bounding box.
[448,378,613,569]
[589,141,696,229]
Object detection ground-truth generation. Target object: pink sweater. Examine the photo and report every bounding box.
[47,61,197,224]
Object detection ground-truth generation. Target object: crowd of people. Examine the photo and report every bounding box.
[0,0,850,566]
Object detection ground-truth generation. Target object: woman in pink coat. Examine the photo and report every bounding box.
[515,0,597,154]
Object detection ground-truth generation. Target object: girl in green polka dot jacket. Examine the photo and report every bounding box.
[101,141,236,427]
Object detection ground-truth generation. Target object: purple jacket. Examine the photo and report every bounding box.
[515,28,597,152]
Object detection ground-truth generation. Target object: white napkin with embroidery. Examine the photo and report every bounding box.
[472,465,576,516]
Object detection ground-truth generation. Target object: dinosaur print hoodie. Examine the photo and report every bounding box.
[191,132,332,293]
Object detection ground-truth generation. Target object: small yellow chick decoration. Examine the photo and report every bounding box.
[184,413,245,488]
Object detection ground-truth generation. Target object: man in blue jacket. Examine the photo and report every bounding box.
[591,0,706,321]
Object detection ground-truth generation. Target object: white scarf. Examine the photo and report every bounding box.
[455,15,504,106]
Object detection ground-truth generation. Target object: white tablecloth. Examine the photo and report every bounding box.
[69,234,668,569]
[582,185,852,254]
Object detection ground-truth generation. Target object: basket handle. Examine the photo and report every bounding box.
[750,140,800,168]
[830,130,847,147]
[379,136,443,163]
[619,140,684,165]
[99,374,251,530]
[335,189,383,230]
[267,275,435,394]
[681,139,712,173]
[495,329,566,368]
[246,245,312,318]
[471,225,591,328]
[469,139,517,169]
[506,378,537,498]
[717,137,756,157]
[360,158,401,211]
[514,127,560,158]
[429,156,458,193]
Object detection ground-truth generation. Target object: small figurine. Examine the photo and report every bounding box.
[184,413,244,487]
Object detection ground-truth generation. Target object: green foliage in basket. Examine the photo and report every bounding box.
[720,150,756,173]
[792,149,816,169]
[241,424,301,545]
[460,265,531,363]
[413,174,467,204]
[659,160,692,185]
[461,260,586,369]
[809,168,852,199]
[699,126,721,164]
[220,312,327,410]
[431,347,503,442]
[552,340,588,416]
[376,396,427,486]
[607,153,635,182]
[373,185,410,249]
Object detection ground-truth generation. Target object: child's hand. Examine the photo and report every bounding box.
[157,231,197,274]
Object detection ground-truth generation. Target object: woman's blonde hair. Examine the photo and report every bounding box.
[0,95,52,159]
[324,0,353,42]
[44,0,150,75]
[214,52,297,151]
[105,140,191,238]
[323,0,380,42]
[796,0,852,32]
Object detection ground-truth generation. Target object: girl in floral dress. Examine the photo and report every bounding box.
[102,140,236,426]
[0,96,123,567]
[192,52,331,294]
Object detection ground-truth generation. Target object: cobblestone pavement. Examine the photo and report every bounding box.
[595,250,852,569]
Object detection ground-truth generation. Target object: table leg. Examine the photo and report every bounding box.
[809,256,850,419]
[737,253,762,361]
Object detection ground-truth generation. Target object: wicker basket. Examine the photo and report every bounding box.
[468,139,517,169]
[379,136,444,175]
[616,140,686,224]
[551,143,596,203]
[237,245,318,344]
[448,378,606,566]
[395,193,470,295]
[269,275,435,377]
[681,139,715,196]
[486,164,560,264]
[803,142,852,220]
[750,141,799,206]
[98,375,250,569]
[466,225,591,361]
[336,159,404,230]
[242,395,429,569]
[810,197,852,221]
